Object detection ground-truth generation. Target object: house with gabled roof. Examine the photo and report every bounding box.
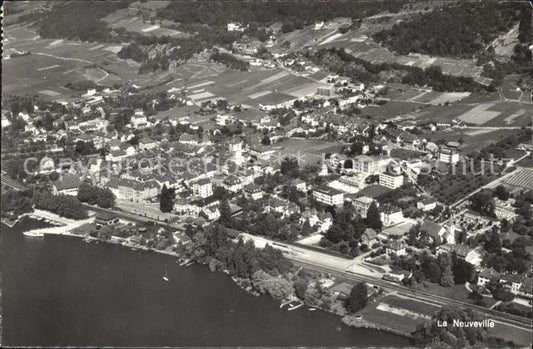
[52,175,81,196]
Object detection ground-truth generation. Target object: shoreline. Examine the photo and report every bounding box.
[10,217,413,342]
[341,316,413,340]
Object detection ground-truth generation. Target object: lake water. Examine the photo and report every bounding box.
[1,217,410,347]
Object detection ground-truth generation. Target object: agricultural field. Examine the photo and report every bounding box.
[379,99,532,129]
[3,22,215,98]
[418,169,502,205]
[103,7,187,38]
[362,101,425,121]
[3,24,127,99]
[502,168,533,191]
[145,65,331,108]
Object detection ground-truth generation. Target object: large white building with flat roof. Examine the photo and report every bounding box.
[379,171,404,189]
[439,146,459,164]
[313,186,344,206]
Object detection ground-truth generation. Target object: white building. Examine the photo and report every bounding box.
[227,22,245,32]
[439,146,459,164]
[52,175,81,196]
[228,139,244,166]
[352,196,374,218]
[313,186,344,206]
[379,171,404,189]
[192,178,213,198]
[223,175,243,193]
[216,114,236,126]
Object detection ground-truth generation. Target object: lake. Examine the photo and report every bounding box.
[1,217,410,347]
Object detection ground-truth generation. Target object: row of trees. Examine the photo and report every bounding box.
[320,202,381,257]
[412,306,489,347]
[0,189,33,219]
[190,223,293,279]
[482,227,531,274]
[513,4,533,63]
[34,190,88,219]
[210,50,250,71]
[393,252,476,287]
[77,183,115,208]
[159,185,176,213]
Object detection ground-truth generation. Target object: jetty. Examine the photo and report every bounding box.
[23,216,95,238]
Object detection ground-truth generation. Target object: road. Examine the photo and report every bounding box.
[33,52,110,82]
[1,174,28,191]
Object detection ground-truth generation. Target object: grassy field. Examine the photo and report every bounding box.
[488,321,532,347]
[104,7,187,38]
[359,294,439,335]
[382,296,440,316]
[416,283,497,308]
[363,101,425,120]
[419,128,520,154]
[274,138,348,165]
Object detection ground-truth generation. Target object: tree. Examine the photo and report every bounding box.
[484,228,502,254]
[96,187,115,208]
[159,184,175,212]
[493,185,510,201]
[251,270,294,300]
[294,278,308,300]
[301,219,312,236]
[218,199,233,225]
[440,264,454,287]
[452,256,476,285]
[325,224,344,244]
[346,282,368,313]
[365,201,382,231]
[470,190,496,218]
[280,157,299,178]
[412,305,488,347]
[261,134,271,145]
[422,259,442,283]
[349,141,364,156]
[492,286,515,302]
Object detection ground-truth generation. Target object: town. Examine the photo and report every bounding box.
[1,1,532,348]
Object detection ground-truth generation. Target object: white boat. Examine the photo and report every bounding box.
[309,308,316,311]
[23,231,44,238]
[162,268,169,282]
[288,303,304,311]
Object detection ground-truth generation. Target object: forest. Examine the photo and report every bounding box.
[373,2,522,58]
[23,2,129,42]
[159,0,404,28]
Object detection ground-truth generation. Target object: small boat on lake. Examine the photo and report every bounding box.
[163,268,169,282]
[288,302,304,311]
